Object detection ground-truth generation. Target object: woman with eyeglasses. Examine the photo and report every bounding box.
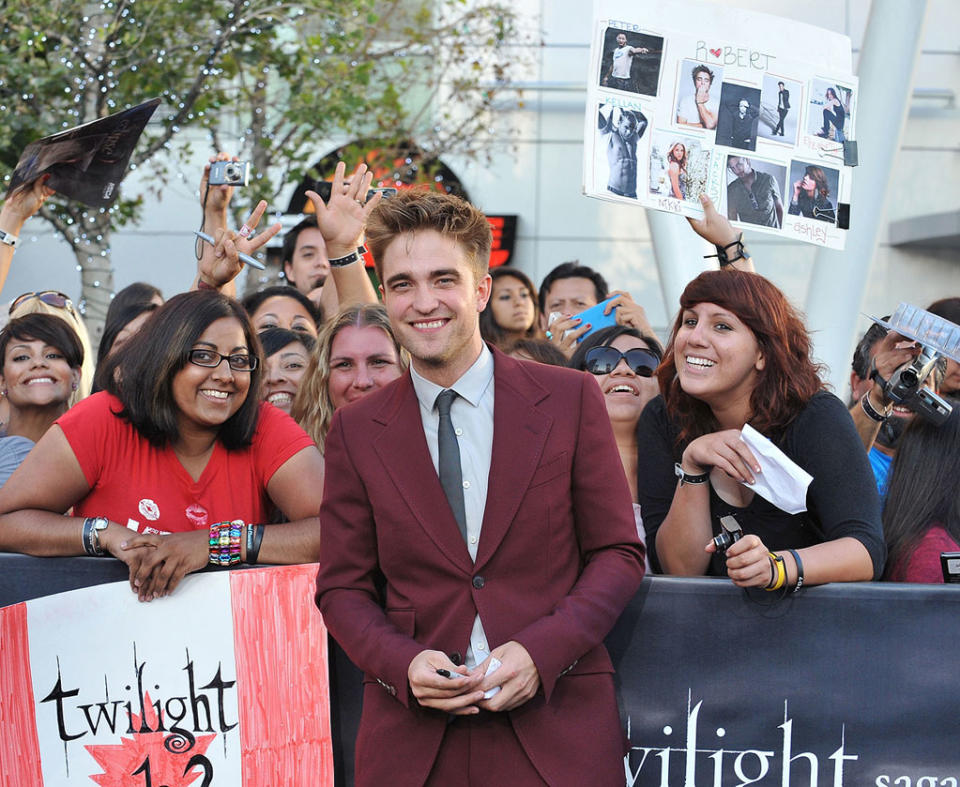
[0,290,324,601]
[635,269,885,590]
[0,313,83,486]
[570,326,663,568]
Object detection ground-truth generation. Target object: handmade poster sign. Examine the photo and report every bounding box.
[0,564,331,786]
[584,0,857,249]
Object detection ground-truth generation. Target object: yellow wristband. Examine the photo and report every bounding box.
[765,552,786,591]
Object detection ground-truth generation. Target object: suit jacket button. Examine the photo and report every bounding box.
[472,575,485,589]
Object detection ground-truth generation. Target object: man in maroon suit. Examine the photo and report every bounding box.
[315,188,644,786]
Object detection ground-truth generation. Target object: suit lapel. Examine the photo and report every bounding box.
[475,354,552,569]
[373,375,474,573]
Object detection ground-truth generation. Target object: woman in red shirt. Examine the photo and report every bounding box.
[0,290,324,601]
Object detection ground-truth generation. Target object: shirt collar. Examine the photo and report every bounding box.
[411,344,494,411]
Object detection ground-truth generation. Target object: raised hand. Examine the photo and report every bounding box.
[304,161,383,259]
[198,199,282,289]
[687,194,739,246]
[1,175,56,229]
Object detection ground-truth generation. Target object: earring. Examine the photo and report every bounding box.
[71,382,78,391]
[0,390,5,396]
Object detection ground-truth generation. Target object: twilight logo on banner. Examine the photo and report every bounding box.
[1,565,332,786]
[624,691,859,787]
[41,649,237,748]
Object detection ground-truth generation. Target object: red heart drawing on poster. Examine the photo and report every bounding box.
[709,48,721,57]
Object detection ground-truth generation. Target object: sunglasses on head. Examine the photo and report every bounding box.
[10,290,75,316]
[584,346,660,377]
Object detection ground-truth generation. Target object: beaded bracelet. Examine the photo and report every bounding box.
[209,520,244,566]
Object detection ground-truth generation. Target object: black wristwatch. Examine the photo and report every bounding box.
[674,463,709,486]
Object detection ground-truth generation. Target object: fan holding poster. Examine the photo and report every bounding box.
[583,0,857,249]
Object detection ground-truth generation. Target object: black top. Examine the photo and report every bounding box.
[636,391,886,577]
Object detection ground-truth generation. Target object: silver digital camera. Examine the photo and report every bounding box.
[209,160,250,187]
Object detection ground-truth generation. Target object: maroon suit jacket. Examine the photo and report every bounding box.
[316,348,644,786]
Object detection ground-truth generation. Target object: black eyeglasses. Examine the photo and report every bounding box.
[584,346,660,377]
[187,348,258,372]
[10,291,76,316]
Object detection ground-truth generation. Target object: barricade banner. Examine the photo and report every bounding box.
[4,560,959,786]
[608,579,960,787]
[0,564,331,786]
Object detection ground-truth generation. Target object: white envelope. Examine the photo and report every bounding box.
[739,424,813,515]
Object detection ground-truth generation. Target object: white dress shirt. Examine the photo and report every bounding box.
[410,345,494,668]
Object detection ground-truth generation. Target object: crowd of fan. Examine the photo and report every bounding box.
[0,156,956,600]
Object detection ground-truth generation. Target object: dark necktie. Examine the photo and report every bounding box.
[435,389,468,544]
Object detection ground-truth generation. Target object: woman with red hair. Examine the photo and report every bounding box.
[636,269,885,589]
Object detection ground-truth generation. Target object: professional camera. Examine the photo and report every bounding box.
[881,345,952,426]
[870,303,959,427]
[209,160,250,187]
[712,516,743,554]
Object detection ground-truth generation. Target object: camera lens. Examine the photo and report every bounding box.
[712,532,732,553]
[224,164,239,179]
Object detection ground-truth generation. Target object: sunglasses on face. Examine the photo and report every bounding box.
[584,346,660,377]
[10,290,75,316]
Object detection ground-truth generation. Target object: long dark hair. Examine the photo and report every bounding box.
[479,268,541,348]
[659,270,824,445]
[103,290,263,449]
[94,283,162,391]
[805,166,830,199]
[882,400,960,577]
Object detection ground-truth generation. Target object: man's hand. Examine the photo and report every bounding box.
[477,641,540,712]
[305,161,383,260]
[869,331,921,405]
[408,650,484,715]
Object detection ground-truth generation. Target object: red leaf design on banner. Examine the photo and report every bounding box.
[85,693,216,786]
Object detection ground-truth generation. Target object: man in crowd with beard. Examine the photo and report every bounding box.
[848,319,945,495]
